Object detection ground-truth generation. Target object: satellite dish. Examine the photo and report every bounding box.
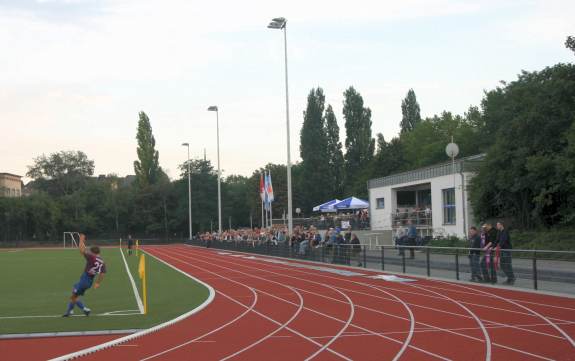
[446,142,459,158]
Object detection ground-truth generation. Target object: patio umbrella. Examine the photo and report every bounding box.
[333,197,369,210]
[312,199,340,213]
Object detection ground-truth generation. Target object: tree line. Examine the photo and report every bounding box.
[1,43,574,241]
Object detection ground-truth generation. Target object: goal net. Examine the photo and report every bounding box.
[63,232,81,248]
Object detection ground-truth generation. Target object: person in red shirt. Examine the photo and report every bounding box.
[62,233,106,317]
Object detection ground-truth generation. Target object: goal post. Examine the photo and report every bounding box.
[63,232,81,248]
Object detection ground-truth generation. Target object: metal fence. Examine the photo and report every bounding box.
[188,239,575,295]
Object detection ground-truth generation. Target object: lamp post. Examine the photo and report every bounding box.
[267,16,293,236]
[181,143,192,241]
[207,105,222,235]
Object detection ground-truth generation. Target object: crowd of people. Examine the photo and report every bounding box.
[392,207,432,226]
[195,220,516,286]
[315,209,370,230]
[195,225,363,266]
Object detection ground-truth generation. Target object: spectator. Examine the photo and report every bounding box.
[406,220,417,259]
[497,222,515,285]
[480,223,498,283]
[351,234,362,267]
[394,222,407,256]
[468,226,483,282]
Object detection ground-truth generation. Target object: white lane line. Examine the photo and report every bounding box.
[49,248,216,361]
[181,245,558,361]
[329,284,568,341]
[167,247,449,361]
[153,248,353,361]
[304,286,355,361]
[407,282,575,311]
[120,248,144,314]
[406,283,492,361]
[220,286,305,361]
[141,288,259,361]
[205,245,574,340]
[436,280,575,348]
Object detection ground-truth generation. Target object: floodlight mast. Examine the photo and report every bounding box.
[267,16,293,237]
[207,106,222,235]
[182,142,192,240]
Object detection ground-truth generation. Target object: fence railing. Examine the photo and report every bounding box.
[187,239,575,295]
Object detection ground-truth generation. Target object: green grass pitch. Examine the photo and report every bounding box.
[0,246,209,335]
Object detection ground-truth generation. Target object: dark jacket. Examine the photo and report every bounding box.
[486,227,498,248]
[497,229,512,249]
[469,234,481,255]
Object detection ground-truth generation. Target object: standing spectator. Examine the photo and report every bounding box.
[497,222,516,285]
[351,234,362,267]
[480,223,498,283]
[127,234,134,256]
[394,222,407,256]
[406,220,417,259]
[467,227,483,282]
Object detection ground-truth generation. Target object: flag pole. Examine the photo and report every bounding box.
[268,171,273,229]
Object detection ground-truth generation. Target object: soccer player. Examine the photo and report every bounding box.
[62,233,106,317]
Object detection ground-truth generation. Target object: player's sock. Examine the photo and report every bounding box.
[76,301,85,310]
[64,302,74,315]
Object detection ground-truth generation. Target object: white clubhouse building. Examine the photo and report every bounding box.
[368,155,484,239]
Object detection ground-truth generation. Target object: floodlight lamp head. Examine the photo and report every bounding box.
[182,142,189,147]
[207,106,218,112]
[268,17,286,29]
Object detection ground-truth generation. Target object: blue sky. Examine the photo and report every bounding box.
[1,0,573,181]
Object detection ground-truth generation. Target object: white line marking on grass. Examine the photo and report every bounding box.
[49,248,216,361]
[120,248,144,314]
[0,310,142,319]
[0,329,143,340]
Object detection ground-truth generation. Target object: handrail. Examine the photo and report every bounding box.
[374,244,575,255]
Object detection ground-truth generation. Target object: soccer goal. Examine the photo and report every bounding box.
[63,232,81,248]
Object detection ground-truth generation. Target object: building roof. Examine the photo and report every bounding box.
[368,154,485,189]
[0,173,22,179]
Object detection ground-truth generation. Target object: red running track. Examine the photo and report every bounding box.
[2,244,574,361]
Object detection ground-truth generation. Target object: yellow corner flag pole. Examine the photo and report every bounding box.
[138,254,148,314]
[136,240,139,256]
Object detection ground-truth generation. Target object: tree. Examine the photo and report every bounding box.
[177,158,218,233]
[134,111,165,188]
[400,89,422,133]
[26,150,95,196]
[566,36,575,55]
[400,110,482,169]
[470,64,575,228]
[370,134,403,179]
[299,88,330,210]
[324,105,345,198]
[343,87,375,194]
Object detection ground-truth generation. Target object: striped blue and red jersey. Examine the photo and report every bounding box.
[84,252,106,277]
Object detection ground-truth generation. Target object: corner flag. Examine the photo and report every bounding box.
[138,254,148,314]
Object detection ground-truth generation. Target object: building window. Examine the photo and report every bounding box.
[442,188,455,225]
[376,197,385,209]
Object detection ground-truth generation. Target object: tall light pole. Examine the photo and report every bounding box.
[207,105,222,235]
[268,16,293,236]
[181,143,192,240]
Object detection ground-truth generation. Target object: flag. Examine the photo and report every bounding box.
[267,171,274,203]
[259,173,265,202]
[139,254,146,279]
[138,254,148,314]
